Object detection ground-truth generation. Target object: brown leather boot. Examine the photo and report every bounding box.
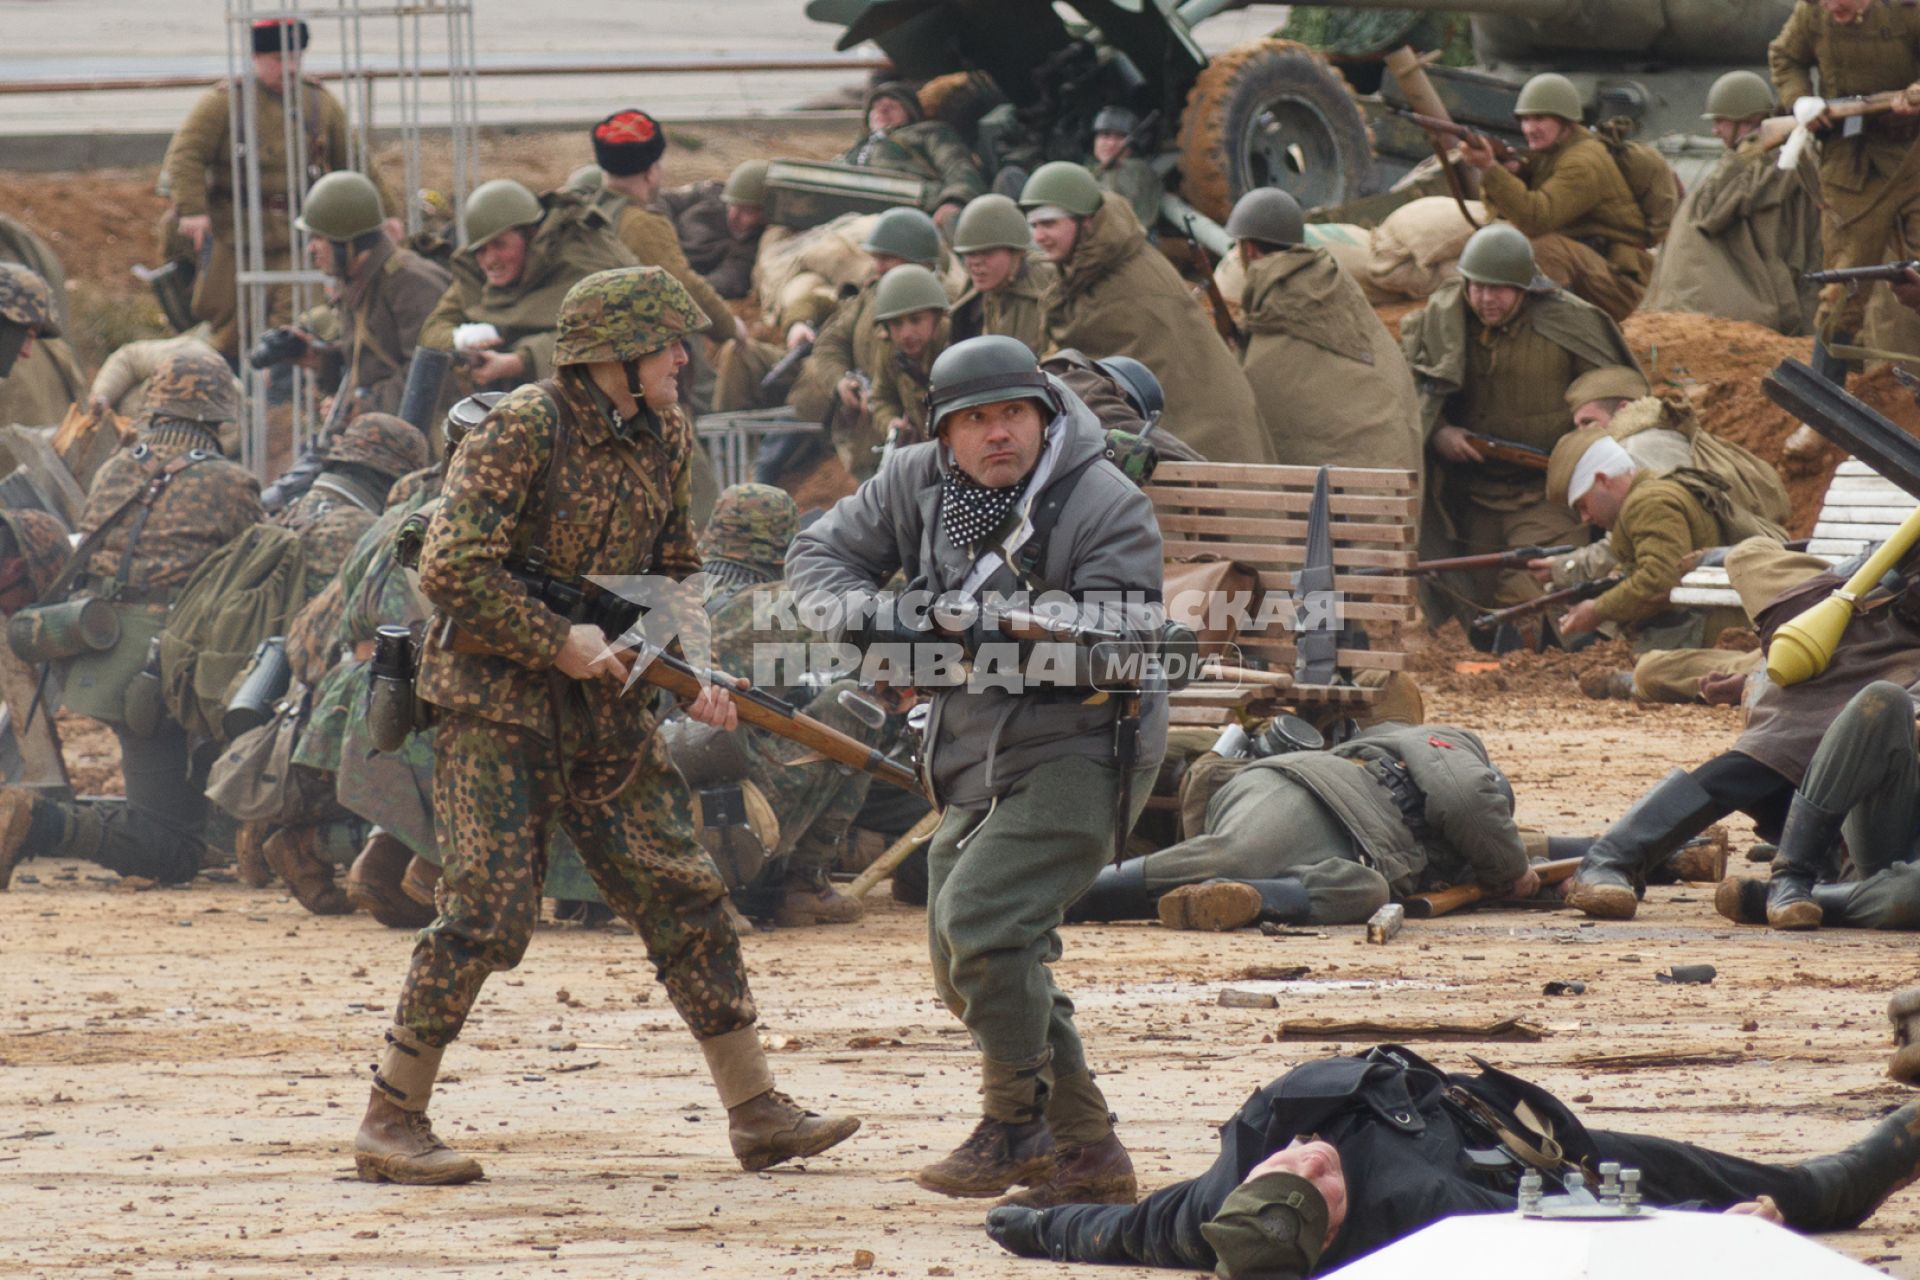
[915,1055,1056,1198]
[1714,877,1768,925]
[233,820,275,889]
[353,1027,483,1185]
[999,1132,1137,1207]
[772,872,864,927]
[700,1025,860,1171]
[1578,670,1636,701]
[1665,826,1730,883]
[400,855,441,908]
[346,832,435,929]
[0,785,36,891]
[263,826,353,915]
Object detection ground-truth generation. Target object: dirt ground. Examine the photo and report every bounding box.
[7,627,1920,1279]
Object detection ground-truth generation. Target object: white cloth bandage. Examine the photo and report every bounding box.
[452,322,501,353]
[1025,204,1072,225]
[1568,435,1634,506]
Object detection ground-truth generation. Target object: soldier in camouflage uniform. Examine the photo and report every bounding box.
[697,484,876,927]
[0,351,264,889]
[352,266,860,1186]
[161,19,397,359]
[842,82,986,229]
[0,262,61,382]
[274,413,432,594]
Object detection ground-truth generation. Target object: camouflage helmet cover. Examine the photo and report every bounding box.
[0,263,59,339]
[698,482,798,571]
[324,411,431,478]
[144,349,240,423]
[553,266,709,366]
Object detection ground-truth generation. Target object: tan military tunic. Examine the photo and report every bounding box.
[951,256,1055,355]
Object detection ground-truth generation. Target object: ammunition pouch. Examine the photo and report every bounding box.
[1365,755,1433,843]
[58,601,170,727]
[662,716,754,787]
[8,597,120,663]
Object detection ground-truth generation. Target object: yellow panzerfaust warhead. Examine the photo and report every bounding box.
[1766,504,1920,684]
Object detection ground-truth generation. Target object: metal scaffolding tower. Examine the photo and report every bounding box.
[223,0,479,478]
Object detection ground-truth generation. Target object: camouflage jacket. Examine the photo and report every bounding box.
[842,120,986,211]
[415,370,699,746]
[78,419,264,595]
[275,467,385,595]
[336,239,452,416]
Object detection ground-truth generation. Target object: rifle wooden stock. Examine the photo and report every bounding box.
[1403,856,1583,919]
[1392,109,1523,165]
[438,620,925,796]
[1758,84,1920,154]
[1471,576,1617,632]
[1182,215,1240,345]
[1461,431,1550,471]
[1412,543,1574,575]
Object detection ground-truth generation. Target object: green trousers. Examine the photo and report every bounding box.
[1795,681,1920,930]
[927,755,1153,1096]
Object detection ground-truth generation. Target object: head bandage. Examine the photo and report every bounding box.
[1567,435,1634,506]
[1025,204,1072,225]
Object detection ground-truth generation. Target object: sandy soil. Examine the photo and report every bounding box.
[6,634,1920,1280]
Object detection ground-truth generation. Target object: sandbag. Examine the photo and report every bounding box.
[1211,222,1385,321]
[1366,197,1485,301]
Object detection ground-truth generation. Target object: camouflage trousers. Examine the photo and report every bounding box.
[394,710,757,1048]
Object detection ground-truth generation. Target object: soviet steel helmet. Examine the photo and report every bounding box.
[1704,70,1776,122]
[296,171,385,241]
[723,160,769,207]
[553,266,709,366]
[860,206,942,266]
[1456,224,1538,290]
[873,264,951,322]
[951,194,1032,255]
[463,178,543,249]
[1019,161,1104,217]
[1225,187,1304,248]
[1514,72,1583,122]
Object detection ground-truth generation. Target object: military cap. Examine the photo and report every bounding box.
[553,266,709,366]
[0,263,60,339]
[1198,1171,1331,1279]
[144,349,240,424]
[0,507,72,605]
[863,82,925,125]
[723,160,769,207]
[592,108,667,177]
[698,483,799,573]
[1564,365,1651,411]
[252,18,310,54]
[325,412,431,479]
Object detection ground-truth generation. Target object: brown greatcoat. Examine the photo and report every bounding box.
[1041,192,1272,465]
[335,237,452,417]
[1239,246,1421,476]
[1642,135,1821,336]
[951,255,1055,355]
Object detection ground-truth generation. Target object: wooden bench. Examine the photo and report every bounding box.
[1146,461,1419,728]
[1670,459,1915,609]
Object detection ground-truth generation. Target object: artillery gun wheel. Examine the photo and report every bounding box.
[1178,38,1372,220]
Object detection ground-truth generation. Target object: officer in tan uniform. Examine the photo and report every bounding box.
[1770,0,1920,379]
[161,19,396,360]
[1458,73,1654,323]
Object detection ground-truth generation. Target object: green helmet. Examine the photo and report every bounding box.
[296,171,385,241]
[1019,161,1103,217]
[1457,224,1537,289]
[1092,105,1139,137]
[1704,70,1776,122]
[1224,187,1304,247]
[860,206,942,266]
[144,349,240,424]
[1514,72,1583,122]
[553,266,708,366]
[873,263,952,322]
[927,335,1057,433]
[722,160,769,207]
[952,194,1032,254]
[324,411,431,479]
[463,178,543,249]
[564,163,605,194]
[698,483,798,572]
[0,263,58,338]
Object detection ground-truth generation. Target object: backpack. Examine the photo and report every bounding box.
[1668,467,1791,548]
[158,523,310,745]
[1595,117,1678,248]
